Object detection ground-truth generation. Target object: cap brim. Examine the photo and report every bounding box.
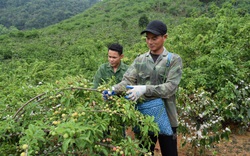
[140,29,161,35]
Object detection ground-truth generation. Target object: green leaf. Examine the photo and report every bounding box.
[62,138,71,153]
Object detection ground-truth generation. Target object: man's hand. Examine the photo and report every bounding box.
[125,85,146,101]
[102,87,115,100]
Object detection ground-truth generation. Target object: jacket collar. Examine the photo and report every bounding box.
[107,61,125,71]
[146,47,169,59]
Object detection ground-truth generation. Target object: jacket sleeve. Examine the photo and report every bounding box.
[113,59,138,92]
[145,55,183,99]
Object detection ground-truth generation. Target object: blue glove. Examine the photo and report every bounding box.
[125,85,146,101]
[102,87,115,100]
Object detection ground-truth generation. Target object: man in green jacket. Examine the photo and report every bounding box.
[93,43,129,141]
[103,20,183,156]
[93,43,129,89]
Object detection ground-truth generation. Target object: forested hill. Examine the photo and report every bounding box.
[0,0,101,30]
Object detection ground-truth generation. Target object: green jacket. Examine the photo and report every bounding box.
[93,62,129,89]
[113,48,183,127]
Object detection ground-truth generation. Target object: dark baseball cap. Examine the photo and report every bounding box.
[141,20,167,35]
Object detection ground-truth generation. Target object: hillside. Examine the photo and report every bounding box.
[1,0,208,73]
[0,0,101,30]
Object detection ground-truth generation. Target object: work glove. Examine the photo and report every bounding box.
[102,87,115,100]
[125,85,146,102]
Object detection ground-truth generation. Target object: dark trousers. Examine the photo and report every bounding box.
[140,127,178,156]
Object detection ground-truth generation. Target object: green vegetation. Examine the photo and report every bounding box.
[0,0,101,30]
[0,0,249,155]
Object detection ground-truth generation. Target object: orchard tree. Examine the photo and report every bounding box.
[0,76,159,156]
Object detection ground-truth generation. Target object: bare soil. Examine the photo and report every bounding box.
[126,127,250,156]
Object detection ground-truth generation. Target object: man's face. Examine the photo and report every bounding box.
[108,50,123,68]
[146,32,167,54]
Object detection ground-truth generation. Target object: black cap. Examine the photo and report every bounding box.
[140,20,167,35]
